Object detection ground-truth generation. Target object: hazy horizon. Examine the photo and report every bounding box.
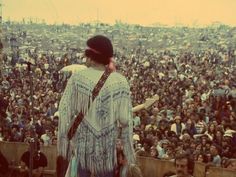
[2,0,236,27]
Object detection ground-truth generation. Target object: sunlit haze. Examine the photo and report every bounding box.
[3,0,236,27]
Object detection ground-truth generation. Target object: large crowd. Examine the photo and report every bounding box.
[0,21,236,171]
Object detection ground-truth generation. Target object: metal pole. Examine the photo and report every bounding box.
[27,59,35,177]
[26,61,34,177]
[29,138,35,177]
[0,0,3,78]
[26,61,34,120]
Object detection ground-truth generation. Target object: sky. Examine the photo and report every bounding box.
[2,0,236,27]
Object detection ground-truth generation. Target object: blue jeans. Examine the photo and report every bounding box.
[78,163,114,177]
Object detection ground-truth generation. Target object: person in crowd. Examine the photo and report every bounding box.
[205,123,217,140]
[194,113,207,135]
[195,153,208,163]
[19,141,48,177]
[157,139,170,159]
[133,113,141,129]
[209,144,221,167]
[150,145,159,159]
[40,129,53,146]
[184,118,197,137]
[169,153,194,177]
[115,149,143,177]
[170,116,186,137]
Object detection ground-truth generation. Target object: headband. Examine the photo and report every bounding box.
[86,47,101,55]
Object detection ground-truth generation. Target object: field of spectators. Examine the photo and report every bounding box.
[0,21,236,171]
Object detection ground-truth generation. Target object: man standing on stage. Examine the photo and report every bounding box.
[58,35,135,177]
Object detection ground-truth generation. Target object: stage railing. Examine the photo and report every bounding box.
[206,166,236,177]
[0,141,235,177]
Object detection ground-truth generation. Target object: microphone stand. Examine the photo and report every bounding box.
[29,138,35,177]
[26,61,34,120]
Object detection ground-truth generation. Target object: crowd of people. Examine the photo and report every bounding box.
[0,21,236,174]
